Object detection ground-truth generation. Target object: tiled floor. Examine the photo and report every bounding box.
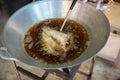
[104,2,120,29]
[0,57,120,80]
[0,58,90,80]
[92,57,120,80]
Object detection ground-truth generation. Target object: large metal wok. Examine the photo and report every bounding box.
[0,0,110,69]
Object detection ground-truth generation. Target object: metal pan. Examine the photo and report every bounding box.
[0,0,110,69]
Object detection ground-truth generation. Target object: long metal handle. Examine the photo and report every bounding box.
[70,0,77,10]
[0,47,18,61]
[60,10,72,32]
[60,0,77,32]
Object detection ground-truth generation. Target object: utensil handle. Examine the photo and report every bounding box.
[96,0,114,10]
[70,0,77,10]
[0,47,18,61]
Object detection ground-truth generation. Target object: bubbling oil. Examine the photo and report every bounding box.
[24,18,89,64]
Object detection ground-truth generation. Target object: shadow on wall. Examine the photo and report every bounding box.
[3,0,33,16]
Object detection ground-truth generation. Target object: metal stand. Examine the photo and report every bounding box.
[13,58,95,80]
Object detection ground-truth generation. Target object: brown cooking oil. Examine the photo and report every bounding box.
[24,18,89,64]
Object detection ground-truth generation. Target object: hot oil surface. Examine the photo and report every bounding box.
[24,18,89,64]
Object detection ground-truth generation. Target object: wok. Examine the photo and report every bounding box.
[0,0,110,69]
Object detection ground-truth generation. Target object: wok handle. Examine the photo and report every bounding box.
[96,0,114,10]
[0,47,18,61]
